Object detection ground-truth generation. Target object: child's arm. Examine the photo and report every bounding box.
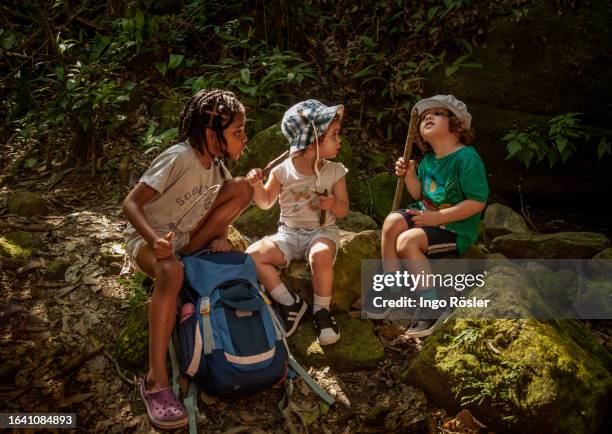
[246,169,281,209]
[396,157,422,200]
[319,176,349,218]
[122,183,174,259]
[407,200,485,227]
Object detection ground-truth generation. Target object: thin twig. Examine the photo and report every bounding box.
[103,350,135,386]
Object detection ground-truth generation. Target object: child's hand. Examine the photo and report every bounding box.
[406,209,442,227]
[395,157,417,177]
[210,236,231,253]
[246,168,264,186]
[153,233,174,259]
[318,193,335,210]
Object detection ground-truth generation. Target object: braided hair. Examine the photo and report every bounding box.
[179,89,245,159]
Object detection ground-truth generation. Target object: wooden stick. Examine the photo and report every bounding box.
[391,107,419,211]
[262,150,289,178]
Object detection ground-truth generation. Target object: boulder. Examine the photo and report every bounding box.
[99,242,125,266]
[289,314,384,371]
[336,210,378,232]
[403,263,612,434]
[0,231,40,260]
[490,232,610,259]
[231,123,286,178]
[234,204,280,239]
[113,301,149,372]
[425,0,612,204]
[7,191,48,217]
[483,203,530,245]
[587,248,612,276]
[281,230,381,312]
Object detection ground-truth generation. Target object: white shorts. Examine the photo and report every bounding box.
[123,232,190,273]
[265,224,340,267]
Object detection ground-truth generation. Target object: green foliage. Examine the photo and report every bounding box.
[503,113,609,169]
[117,271,152,308]
[138,121,179,153]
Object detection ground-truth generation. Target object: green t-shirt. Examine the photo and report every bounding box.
[409,146,489,254]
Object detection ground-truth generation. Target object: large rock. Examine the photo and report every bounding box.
[0,231,40,260]
[353,172,414,223]
[281,230,381,311]
[336,210,378,232]
[490,232,610,259]
[232,123,286,178]
[483,203,530,245]
[289,314,384,371]
[113,301,149,372]
[425,0,612,204]
[234,204,280,239]
[403,263,612,434]
[8,191,48,217]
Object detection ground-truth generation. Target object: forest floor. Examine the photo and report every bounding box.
[2,151,611,433]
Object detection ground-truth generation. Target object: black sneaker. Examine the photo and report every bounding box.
[278,294,308,338]
[313,308,340,345]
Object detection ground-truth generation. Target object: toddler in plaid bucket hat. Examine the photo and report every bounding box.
[281,99,344,155]
[245,99,349,346]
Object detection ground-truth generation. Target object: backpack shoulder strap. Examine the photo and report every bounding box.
[287,355,335,406]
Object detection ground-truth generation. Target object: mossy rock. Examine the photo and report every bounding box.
[403,263,612,434]
[114,302,149,372]
[0,231,39,260]
[353,173,413,223]
[587,248,612,276]
[483,203,530,246]
[281,230,381,312]
[289,314,384,372]
[99,242,125,266]
[490,232,610,259]
[425,0,612,203]
[7,191,48,217]
[234,204,280,239]
[336,211,378,232]
[232,123,286,178]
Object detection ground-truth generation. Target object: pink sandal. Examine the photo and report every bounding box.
[140,378,188,430]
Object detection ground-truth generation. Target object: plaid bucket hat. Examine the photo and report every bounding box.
[281,100,344,154]
[414,94,471,129]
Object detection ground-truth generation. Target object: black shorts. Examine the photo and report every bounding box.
[394,209,458,258]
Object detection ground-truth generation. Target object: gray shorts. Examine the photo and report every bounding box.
[265,224,340,267]
[123,232,189,273]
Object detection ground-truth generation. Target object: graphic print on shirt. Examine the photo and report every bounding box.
[422,171,452,210]
[289,187,321,212]
[169,184,218,233]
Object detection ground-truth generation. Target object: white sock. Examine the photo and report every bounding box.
[313,295,331,314]
[269,283,295,306]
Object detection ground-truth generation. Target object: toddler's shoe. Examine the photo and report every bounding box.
[278,294,308,337]
[313,308,340,345]
[140,377,188,430]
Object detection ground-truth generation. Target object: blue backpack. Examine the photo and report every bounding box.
[169,250,335,434]
[175,250,287,397]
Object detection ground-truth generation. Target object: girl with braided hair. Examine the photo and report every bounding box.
[122,89,251,430]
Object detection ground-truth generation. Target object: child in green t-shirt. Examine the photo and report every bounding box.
[369,95,489,337]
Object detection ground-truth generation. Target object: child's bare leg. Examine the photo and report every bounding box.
[396,228,432,290]
[308,238,336,299]
[309,238,339,344]
[181,178,252,254]
[136,246,184,391]
[246,239,287,291]
[381,212,409,272]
